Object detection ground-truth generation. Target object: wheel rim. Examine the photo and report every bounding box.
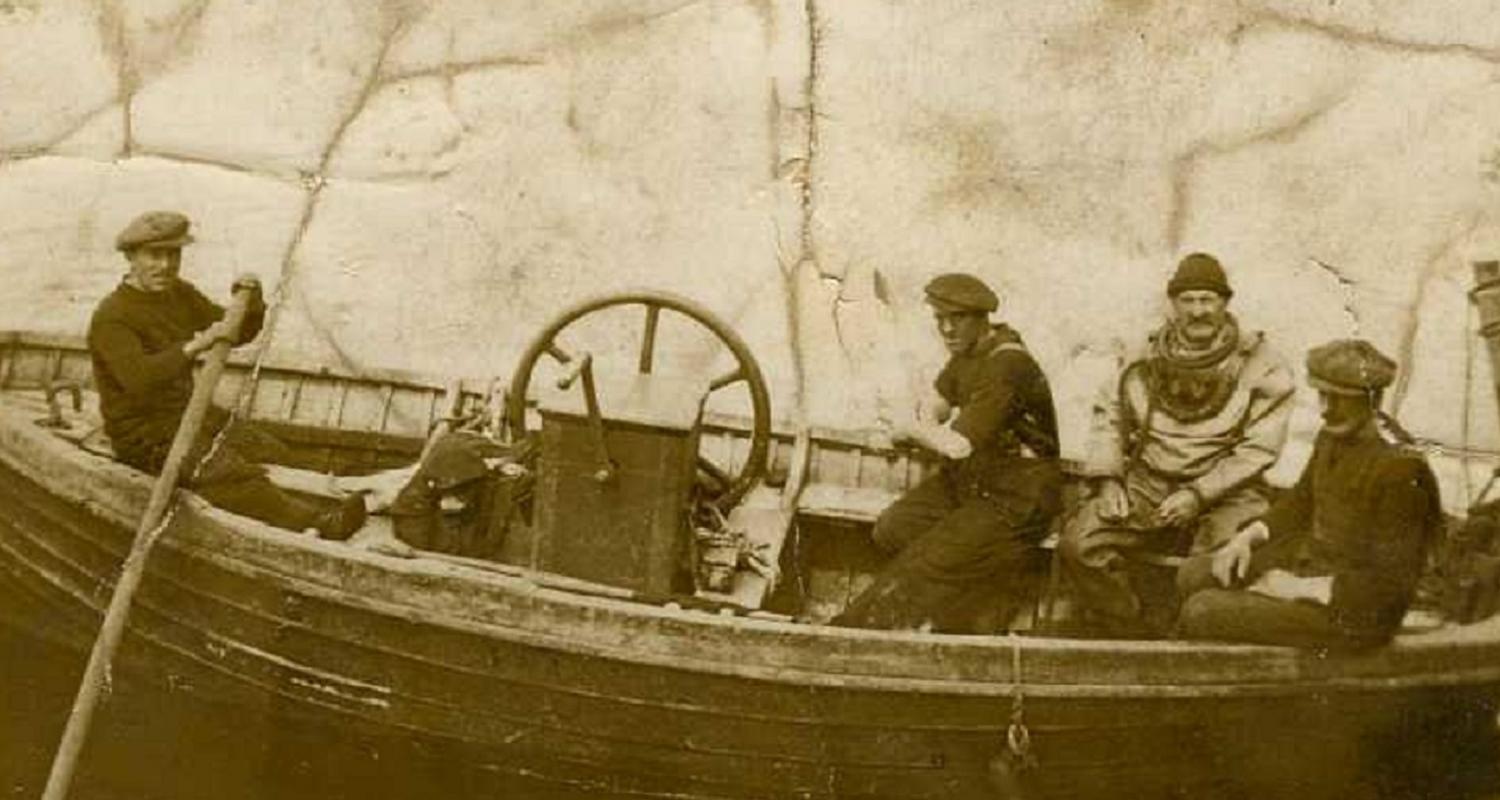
[506,290,772,511]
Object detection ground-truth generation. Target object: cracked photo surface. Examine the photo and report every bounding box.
[6,4,1500,799]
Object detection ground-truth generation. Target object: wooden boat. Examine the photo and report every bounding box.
[2,287,1500,800]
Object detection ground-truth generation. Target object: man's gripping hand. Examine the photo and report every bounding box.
[1154,488,1203,528]
[1211,521,1269,588]
[182,319,238,358]
[232,272,263,294]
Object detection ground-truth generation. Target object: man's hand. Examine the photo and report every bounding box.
[1154,488,1203,528]
[1211,521,1268,588]
[232,272,263,294]
[182,319,237,358]
[883,413,973,460]
[884,413,919,446]
[920,396,953,426]
[1094,478,1130,522]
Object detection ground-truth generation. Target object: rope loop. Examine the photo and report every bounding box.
[1004,635,1037,768]
[1006,720,1032,757]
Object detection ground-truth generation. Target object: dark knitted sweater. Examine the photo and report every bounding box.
[87,279,264,457]
[1255,423,1442,645]
[934,324,1062,515]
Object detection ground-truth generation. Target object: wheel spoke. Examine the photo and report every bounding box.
[545,342,573,364]
[639,304,661,374]
[697,455,732,488]
[708,366,746,392]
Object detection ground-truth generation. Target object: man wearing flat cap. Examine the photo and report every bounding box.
[88,210,366,540]
[1177,340,1441,649]
[833,272,1062,633]
[1060,253,1295,636]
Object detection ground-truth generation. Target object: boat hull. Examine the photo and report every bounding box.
[1,448,1497,799]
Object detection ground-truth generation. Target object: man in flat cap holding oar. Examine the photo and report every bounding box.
[1178,339,1442,649]
[834,273,1063,633]
[88,210,367,540]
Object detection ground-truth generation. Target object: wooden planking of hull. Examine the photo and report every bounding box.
[2,335,1500,798]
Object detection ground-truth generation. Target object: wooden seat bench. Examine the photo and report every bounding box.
[795,483,900,524]
[791,481,1064,630]
[795,481,1062,550]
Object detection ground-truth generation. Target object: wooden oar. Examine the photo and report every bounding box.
[41,287,254,800]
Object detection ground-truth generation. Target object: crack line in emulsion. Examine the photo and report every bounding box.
[1165,91,1350,252]
[94,0,135,156]
[0,100,120,165]
[381,55,545,86]
[773,0,824,421]
[1246,9,1500,65]
[799,0,822,274]
[113,0,217,155]
[1389,213,1484,416]
[131,149,306,184]
[234,17,417,397]
[1310,257,1361,334]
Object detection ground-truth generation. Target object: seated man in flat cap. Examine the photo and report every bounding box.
[833,273,1063,633]
[88,210,367,540]
[1178,340,1442,650]
[1060,253,1295,636]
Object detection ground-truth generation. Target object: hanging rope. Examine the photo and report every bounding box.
[1006,635,1036,771]
[988,635,1037,797]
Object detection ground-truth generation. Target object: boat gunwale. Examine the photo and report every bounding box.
[0,329,999,462]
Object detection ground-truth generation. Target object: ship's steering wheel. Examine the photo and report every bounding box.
[506,291,772,512]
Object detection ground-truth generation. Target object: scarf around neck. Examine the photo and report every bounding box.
[1142,313,1247,423]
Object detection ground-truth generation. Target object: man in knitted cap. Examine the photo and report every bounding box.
[88,210,366,540]
[1178,339,1441,649]
[833,273,1063,633]
[1059,253,1295,636]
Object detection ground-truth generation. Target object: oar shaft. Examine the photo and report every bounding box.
[42,288,253,800]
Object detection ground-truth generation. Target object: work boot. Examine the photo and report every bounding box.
[313,493,367,541]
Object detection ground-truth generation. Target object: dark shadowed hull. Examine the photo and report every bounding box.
[2,335,1500,799]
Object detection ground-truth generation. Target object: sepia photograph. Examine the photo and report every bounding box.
[2,1,1500,798]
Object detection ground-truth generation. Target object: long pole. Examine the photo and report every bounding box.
[1472,261,1500,410]
[41,287,254,800]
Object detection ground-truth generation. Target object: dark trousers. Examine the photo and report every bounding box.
[833,471,1054,634]
[1176,588,1356,650]
[115,407,327,534]
[1176,537,1393,651]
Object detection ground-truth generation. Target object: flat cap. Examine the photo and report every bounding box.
[924,273,998,313]
[116,210,195,252]
[1306,339,1397,395]
[418,431,500,491]
[1168,252,1232,298]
